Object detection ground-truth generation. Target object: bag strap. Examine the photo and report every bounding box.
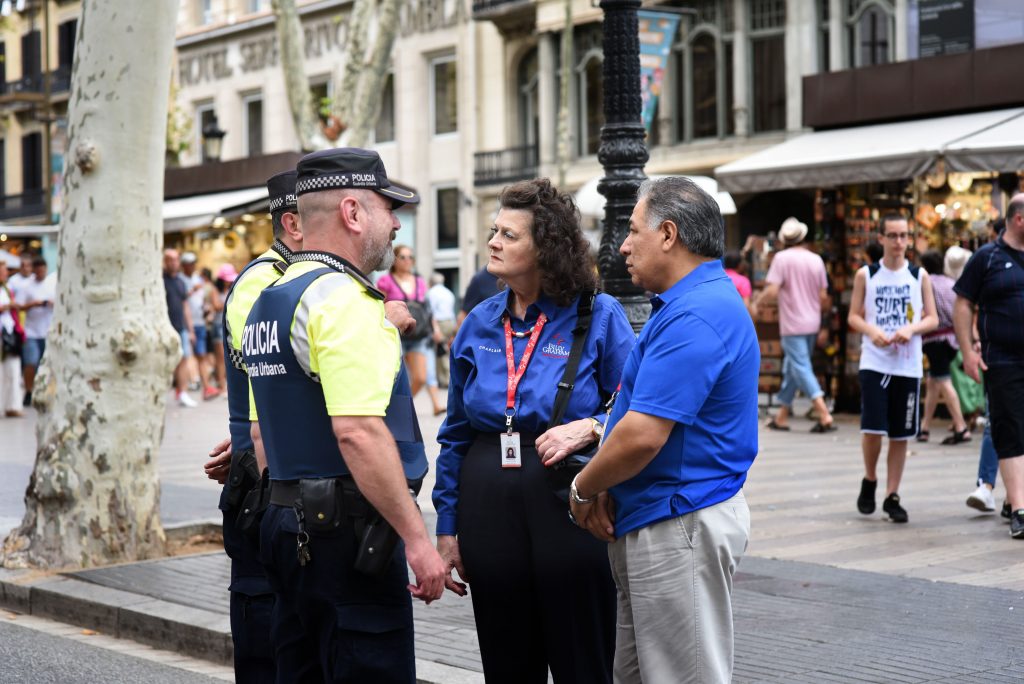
[547,290,597,430]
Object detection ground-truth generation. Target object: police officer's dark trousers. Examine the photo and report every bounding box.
[220,487,275,683]
[260,502,416,684]
[457,434,616,684]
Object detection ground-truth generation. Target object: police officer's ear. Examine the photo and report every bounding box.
[282,212,303,244]
[338,195,362,233]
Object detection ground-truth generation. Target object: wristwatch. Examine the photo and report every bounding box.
[588,417,605,440]
[570,475,595,505]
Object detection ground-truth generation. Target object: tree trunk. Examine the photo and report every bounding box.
[341,0,399,148]
[336,0,375,130]
[1,0,180,570]
[556,0,573,187]
[272,0,325,151]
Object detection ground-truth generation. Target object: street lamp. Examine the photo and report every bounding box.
[201,114,226,163]
[597,0,649,331]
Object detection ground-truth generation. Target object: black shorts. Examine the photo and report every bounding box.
[986,364,1024,459]
[923,340,956,378]
[859,370,920,440]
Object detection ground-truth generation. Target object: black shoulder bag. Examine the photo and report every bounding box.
[544,290,606,501]
[398,278,432,341]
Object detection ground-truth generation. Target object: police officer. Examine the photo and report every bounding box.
[203,170,303,683]
[244,148,446,683]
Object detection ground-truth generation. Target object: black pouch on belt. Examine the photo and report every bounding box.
[298,478,346,533]
[353,512,400,576]
[225,449,260,510]
[236,469,271,541]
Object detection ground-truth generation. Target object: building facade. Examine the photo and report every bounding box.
[470,0,1024,246]
[0,0,78,264]
[173,0,483,291]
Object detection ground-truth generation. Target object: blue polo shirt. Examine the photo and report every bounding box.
[606,260,760,537]
[953,235,1024,367]
[433,289,635,536]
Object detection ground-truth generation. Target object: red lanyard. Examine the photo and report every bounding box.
[503,313,548,430]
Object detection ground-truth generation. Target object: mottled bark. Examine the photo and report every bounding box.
[556,0,573,187]
[341,0,400,148]
[2,1,180,569]
[272,0,325,151]
[336,0,375,128]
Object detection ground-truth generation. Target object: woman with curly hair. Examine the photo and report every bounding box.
[433,178,635,683]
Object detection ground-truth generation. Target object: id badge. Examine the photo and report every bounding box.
[500,432,522,469]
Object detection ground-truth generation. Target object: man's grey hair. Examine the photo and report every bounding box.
[636,177,724,258]
[430,271,445,286]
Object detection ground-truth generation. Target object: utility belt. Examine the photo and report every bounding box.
[269,477,411,577]
[224,450,271,542]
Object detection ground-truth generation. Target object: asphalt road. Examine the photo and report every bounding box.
[0,618,223,683]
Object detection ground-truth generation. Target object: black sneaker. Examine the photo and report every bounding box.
[857,478,877,515]
[1002,501,1012,522]
[882,493,909,523]
[1012,510,1024,539]
[22,391,31,408]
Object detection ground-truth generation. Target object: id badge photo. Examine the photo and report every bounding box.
[500,432,522,468]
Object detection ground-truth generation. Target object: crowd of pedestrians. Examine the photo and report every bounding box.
[749,201,1022,534]
[162,249,238,408]
[0,253,56,417]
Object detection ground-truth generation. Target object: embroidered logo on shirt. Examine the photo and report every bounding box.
[478,345,501,353]
[541,333,570,358]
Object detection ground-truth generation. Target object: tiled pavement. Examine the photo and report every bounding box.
[3,394,1024,681]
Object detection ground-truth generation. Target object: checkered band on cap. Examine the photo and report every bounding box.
[295,174,355,195]
[269,194,297,213]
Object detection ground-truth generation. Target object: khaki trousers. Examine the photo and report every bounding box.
[609,491,750,684]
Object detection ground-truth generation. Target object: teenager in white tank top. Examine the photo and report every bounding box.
[859,261,925,379]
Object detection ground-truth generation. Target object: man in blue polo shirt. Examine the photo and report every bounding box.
[954,193,1024,538]
[570,176,759,683]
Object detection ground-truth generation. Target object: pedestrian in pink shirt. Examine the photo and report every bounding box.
[724,251,752,306]
[752,218,836,432]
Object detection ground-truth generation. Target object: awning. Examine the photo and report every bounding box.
[163,186,269,233]
[715,107,1024,194]
[944,110,1024,172]
[574,174,736,216]
[0,224,59,236]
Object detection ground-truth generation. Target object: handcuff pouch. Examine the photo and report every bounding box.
[225,449,259,509]
[298,478,345,533]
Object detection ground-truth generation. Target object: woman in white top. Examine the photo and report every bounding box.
[0,261,24,417]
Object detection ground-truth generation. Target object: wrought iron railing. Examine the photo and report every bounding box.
[0,189,46,221]
[1,65,72,98]
[471,0,531,13]
[474,145,539,187]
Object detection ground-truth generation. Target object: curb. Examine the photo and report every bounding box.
[0,562,482,684]
[0,566,232,664]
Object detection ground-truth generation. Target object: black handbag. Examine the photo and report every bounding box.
[1,327,22,358]
[398,281,432,341]
[544,291,607,501]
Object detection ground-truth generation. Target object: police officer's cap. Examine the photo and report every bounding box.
[266,170,298,215]
[295,147,420,207]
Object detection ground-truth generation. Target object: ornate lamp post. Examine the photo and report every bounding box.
[596,0,650,331]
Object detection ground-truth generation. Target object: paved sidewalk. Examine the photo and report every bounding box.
[3,393,1024,681]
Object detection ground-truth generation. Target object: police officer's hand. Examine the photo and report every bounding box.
[384,301,416,336]
[536,420,597,467]
[203,437,232,484]
[436,535,469,596]
[405,537,447,604]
